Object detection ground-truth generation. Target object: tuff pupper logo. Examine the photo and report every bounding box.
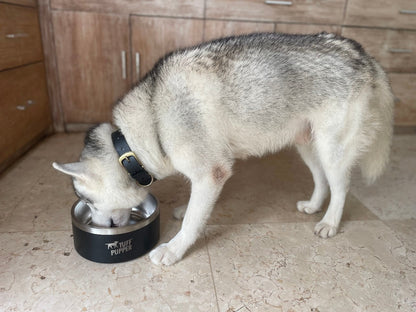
[105,239,133,256]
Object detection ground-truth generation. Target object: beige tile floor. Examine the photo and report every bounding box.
[0,133,415,312]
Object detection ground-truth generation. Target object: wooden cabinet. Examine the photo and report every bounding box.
[0,2,51,172]
[0,63,50,165]
[52,11,130,124]
[39,0,416,128]
[131,16,204,81]
[0,3,43,71]
[52,13,203,126]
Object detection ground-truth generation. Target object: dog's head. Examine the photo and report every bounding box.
[53,123,148,227]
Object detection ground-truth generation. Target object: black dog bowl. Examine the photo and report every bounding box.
[71,193,159,263]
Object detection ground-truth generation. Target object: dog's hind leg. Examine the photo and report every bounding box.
[313,128,357,238]
[150,161,232,265]
[296,143,329,214]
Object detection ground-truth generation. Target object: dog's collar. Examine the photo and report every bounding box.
[111,129,154,187]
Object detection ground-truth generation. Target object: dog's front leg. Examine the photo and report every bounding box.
[150,166,230,265]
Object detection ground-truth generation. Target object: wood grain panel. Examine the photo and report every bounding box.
[0,0,37,7]
[0,3,43,71]
[275,23,340,35]
[53,11,130,123]
[0,63,51,164]
[51,0,205,18]
[38,0,65,131]
[204,20,274,41]
[206,0,345,24]
[390,73,416,125]
[342,27,416,73]
[131,16,204,81]
[345,0,416,29]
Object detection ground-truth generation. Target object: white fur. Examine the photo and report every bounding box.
[53,33,394,265]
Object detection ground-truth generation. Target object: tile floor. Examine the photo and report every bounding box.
[0,133,415,312]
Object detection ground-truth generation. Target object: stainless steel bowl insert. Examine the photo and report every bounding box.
[71,193,160,263]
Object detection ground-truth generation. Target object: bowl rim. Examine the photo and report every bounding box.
[71,193,159,235]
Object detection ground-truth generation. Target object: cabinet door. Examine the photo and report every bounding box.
[0,63,51,165]
[53,11,130,124]
[131,16,204,81]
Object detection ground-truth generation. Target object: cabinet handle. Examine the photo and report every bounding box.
[16,105,26,111]
[388,48,413,53]
[135,52,140,79]
[27,100,35,105]
[6,33,29,39]
[399,9,416,15]
[264,0,293,6]
[121,50,127,80]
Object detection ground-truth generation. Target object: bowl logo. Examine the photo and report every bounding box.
[105,239,133,256]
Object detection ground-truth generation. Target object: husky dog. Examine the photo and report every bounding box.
[53,32,394,265]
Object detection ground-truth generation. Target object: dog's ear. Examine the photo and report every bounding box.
[52,162,86,180]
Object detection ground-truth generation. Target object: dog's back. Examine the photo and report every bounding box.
[148,32,393,168]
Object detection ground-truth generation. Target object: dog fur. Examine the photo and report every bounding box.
[53,32,394,265]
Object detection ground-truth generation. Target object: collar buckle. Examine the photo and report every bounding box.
[118,151,138,166]
[112,130,155,187]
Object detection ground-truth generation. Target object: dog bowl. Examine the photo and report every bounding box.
[71,193,159,263]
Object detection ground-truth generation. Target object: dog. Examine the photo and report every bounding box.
[53,32,394,265]
[105,241,119,249]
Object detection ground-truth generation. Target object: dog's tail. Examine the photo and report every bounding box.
[359,68,394,185]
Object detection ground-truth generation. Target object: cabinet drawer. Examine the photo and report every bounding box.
[0,3,43,71]
[389,73,416,126]
[0,63,51,163]
[345,0,416,29]
[206,0,345,24]
[342,27,416,73]
[51,0,205,18]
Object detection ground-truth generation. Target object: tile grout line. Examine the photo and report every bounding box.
[204,230,221,312]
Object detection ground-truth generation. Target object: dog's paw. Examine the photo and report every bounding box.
[173,205,187,220]
[314,222,337,238]
[297,201,321,214]
[149,243,181,266]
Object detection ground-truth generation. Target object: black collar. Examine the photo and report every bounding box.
[111,130,154,187]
